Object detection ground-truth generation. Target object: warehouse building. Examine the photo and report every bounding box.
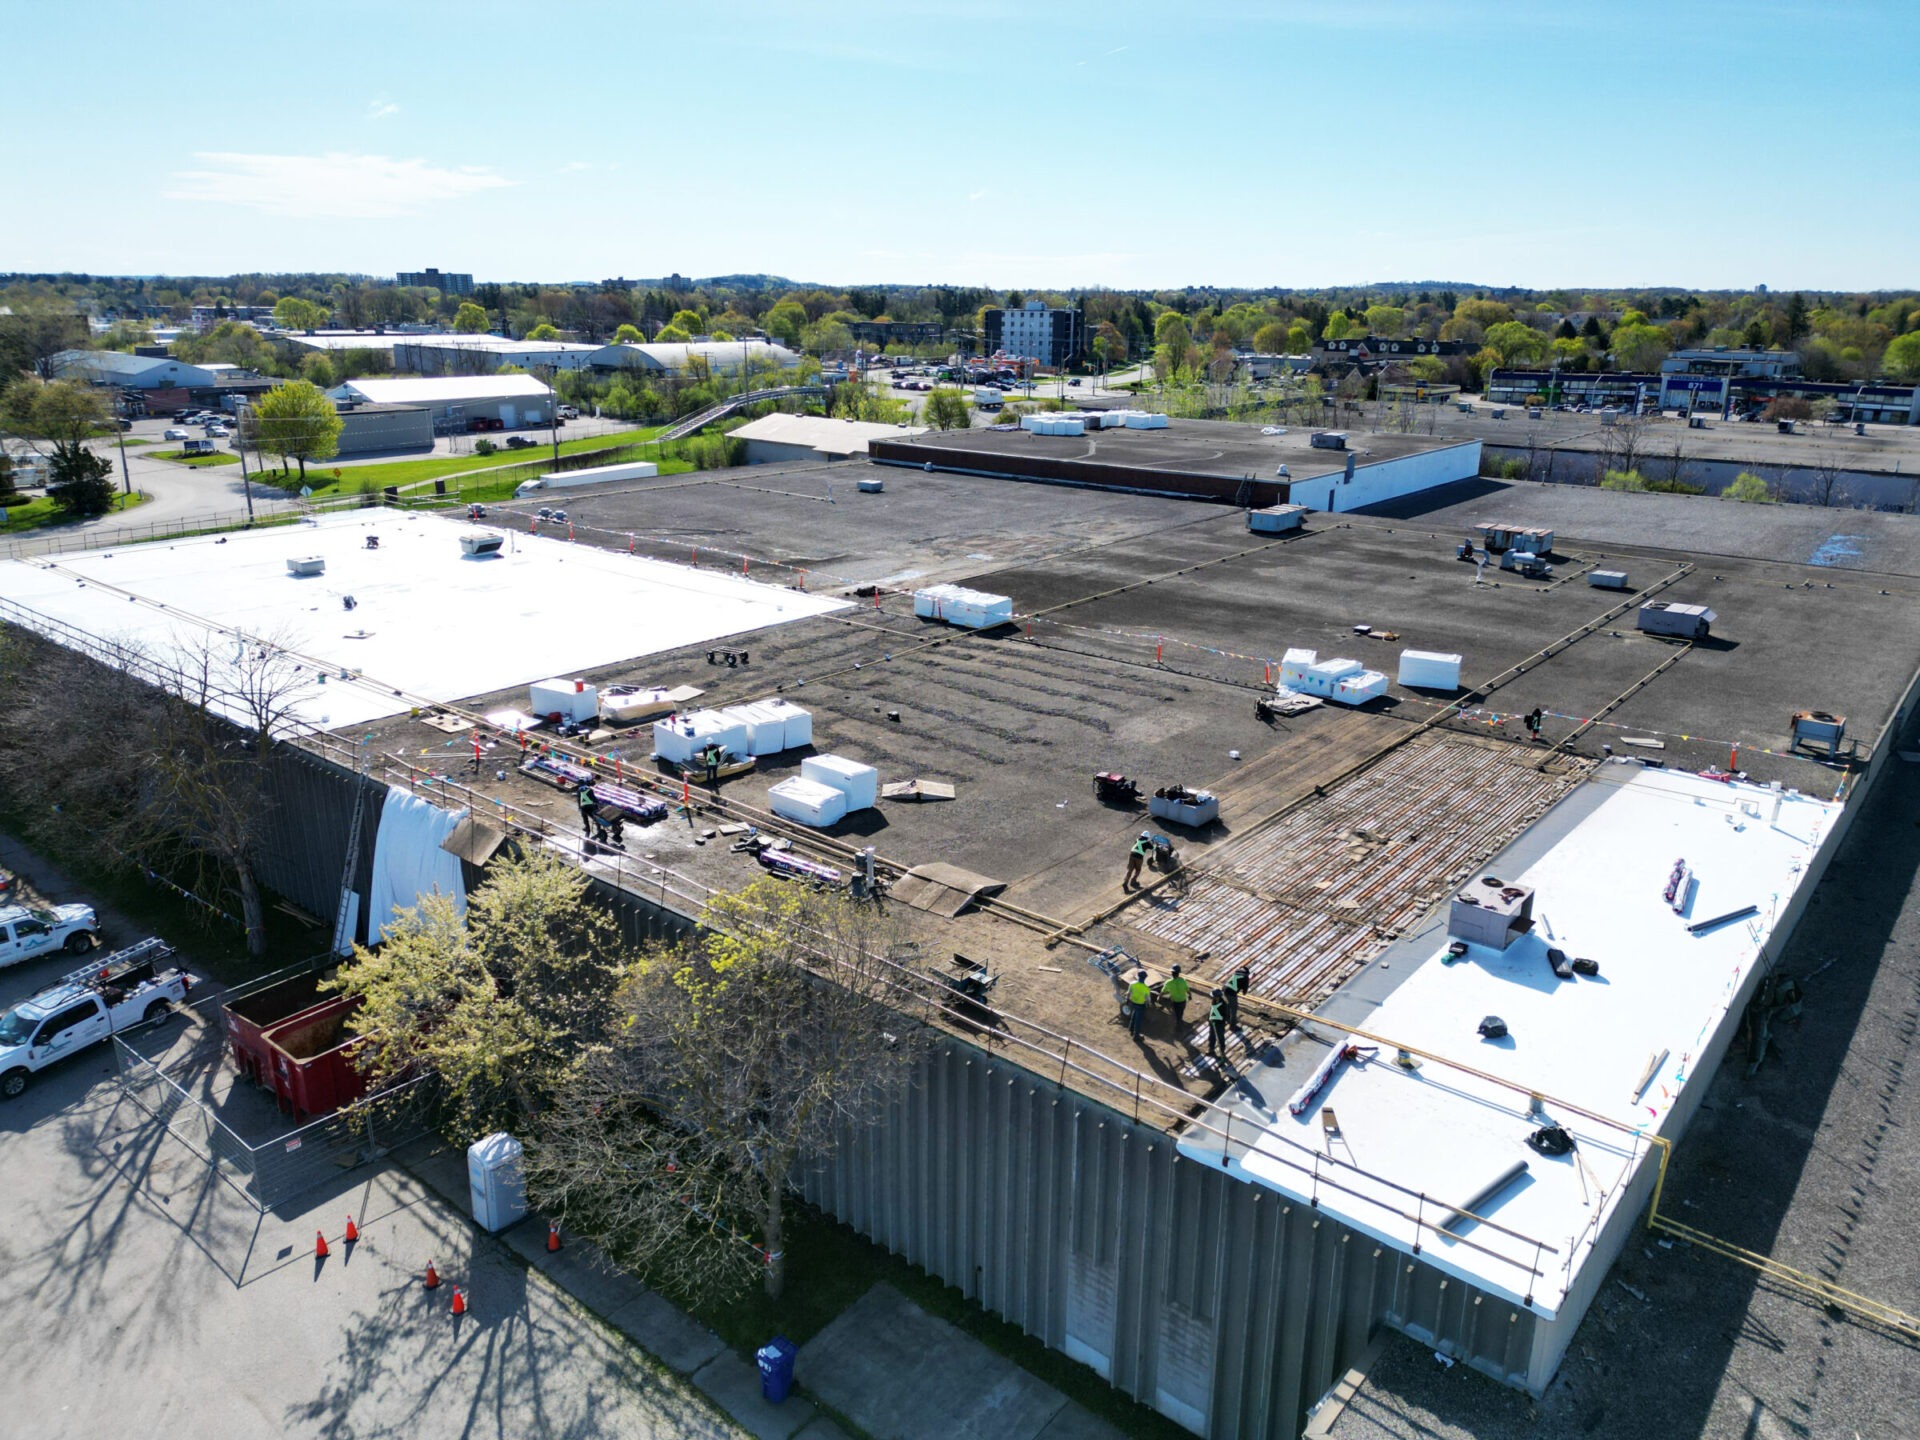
[588,339,801,374]
[730,413,926,464]
[50,349,227,390]
[392,335,601,375]
[870,416,1482,512]
[326,374,554,433]
[7,458,1920,1438]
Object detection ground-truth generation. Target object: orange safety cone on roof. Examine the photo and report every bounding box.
[314,1230,330,1259]
[344,1215,359,1243]
[450,1287,467,1316]
[423,1261,441,1290]
[547,1222,562,1253]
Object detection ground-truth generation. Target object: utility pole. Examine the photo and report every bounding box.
[547,364,561,471]
[112,394,133,497]
[235,401,256,524]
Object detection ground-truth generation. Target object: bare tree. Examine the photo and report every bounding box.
[0,622,311,955]
[1595,413,1649,480]
[1804,449,1850,508]
[527,878,930,1301]
[1663,429,1689,489]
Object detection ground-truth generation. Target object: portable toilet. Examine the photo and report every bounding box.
[468,1132,528,1233]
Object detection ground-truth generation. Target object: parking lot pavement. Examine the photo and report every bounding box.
[0,995,744,1439]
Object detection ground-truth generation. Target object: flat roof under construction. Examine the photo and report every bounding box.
[1178,764,1838,1317]
[0,510,847,733]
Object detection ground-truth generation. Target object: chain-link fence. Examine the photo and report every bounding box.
[113,1035,435,1212]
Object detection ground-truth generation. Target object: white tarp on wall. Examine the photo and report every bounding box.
[367,786,467,941]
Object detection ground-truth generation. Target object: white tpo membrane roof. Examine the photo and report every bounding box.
[0,510,848,733]
[1179,764,1838,1316]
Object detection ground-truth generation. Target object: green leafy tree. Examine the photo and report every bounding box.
[250,379,343,481]
[1610,322,1671,373]
[1286,323,1313,353]
[1,376,111,446]
[1154,313,1194,376]
[800,320,852,355]
[452,302,491,333]
[336,849,627,1141]
[1321,311,1353,342]
[272,296,328,332]
[1601,468,1649,492]
[1482,322,1549,367]
[763,301,807,348]
[1453,298,1514,329]
[1883,331,1920,381]
[654,324,692,344]
[1364,304,1406,338]
[1252,321,1290,354]
[1725,471,1775,503]
[923,387,971,430]
[0,451,15,506]
[613,323,643,344]
[299,352,334,388]
[525,322,560,341]
[526,879,928,1302]
[670,308,707,336]
[47,442,117,516]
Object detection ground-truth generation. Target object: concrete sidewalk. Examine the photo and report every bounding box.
[800,1283,1128,1440]
[400,1141,1127,1440]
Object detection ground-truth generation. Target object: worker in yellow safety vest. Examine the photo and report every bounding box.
[1126,970,1152,1038]
[1157,966,1191,1029]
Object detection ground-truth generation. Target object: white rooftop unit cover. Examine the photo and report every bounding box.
[1279,647,1318,688]
[1397,650,1463,690]
[802,754,879,811]
[913,583,1014,629]
[601,687,677,723]
[1122,411,1169,428]
[725,701,790,757]
[1247,505,1306,535]
[767,776,848,828]
[529,678,598,724]
[760,697,812,749]
[1278,649,1389,705]
[652,710,749,765]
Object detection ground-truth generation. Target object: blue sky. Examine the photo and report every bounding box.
[6,0,1914,290]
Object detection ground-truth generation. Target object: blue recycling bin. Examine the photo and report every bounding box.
[756,1336,797,1403]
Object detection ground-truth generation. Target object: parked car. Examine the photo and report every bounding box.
[505,435,535,449]
[207,425,231,438]
[164,427,190,441]
[0,939,195,1099]
[0,902,100,968]
[555,405,579,420]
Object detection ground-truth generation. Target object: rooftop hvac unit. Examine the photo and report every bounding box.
[801,754,879,811]
[286,556,326,577]
[1790,709,1846,756]
[459,531,505,557]
[1636,601,1715,640]
[767,776,848,828]
[1588,569,1630,590]
[1448,876,1535,950]
[857,475,885,493]
[528,678,598,725]
[1247,504,1306,535]
[1397,650,1462,690]
[1309,431,1348,450]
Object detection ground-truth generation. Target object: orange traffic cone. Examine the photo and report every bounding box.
[423,1262,441,1290]
[547,1223,562,1253]
[314,1230,330,1259]
[450,1287,467,1316]
[344,1215,359,1243]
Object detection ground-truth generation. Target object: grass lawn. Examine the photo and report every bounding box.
[153,450,241,467]
[273,426,669,498]
[0,489,148,534]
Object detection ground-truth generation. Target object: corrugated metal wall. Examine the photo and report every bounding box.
[798,1038,1539,1438]
[254,748,385,940]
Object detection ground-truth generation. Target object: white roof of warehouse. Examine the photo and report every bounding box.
[591,341,800,369]
[276,332,406,352]
[1179,763,1838,1316]
[0,510,849,735]
[731,413,925,454]
[329,374,553,405]
[403,335,602,355]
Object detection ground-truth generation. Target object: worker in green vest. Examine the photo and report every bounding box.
[1124,832,1151,890]
[1207,990,1228,1059]
[1157,965,1191,1030]
[1126,970,1152,1038]
[1222,965,1250,1028]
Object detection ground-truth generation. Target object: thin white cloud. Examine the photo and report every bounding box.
[367,99,400,120]
[967,189,988,202]
[559,160,592,174]
[165,152,511,219]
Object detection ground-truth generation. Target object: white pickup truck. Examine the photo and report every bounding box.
[0,902,101,969]
[0,939,195,1099]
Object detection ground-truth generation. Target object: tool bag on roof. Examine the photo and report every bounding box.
[1527,1125,1573,1156]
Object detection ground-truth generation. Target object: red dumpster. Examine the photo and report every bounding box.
[223,972,334,1087]
[261,993,369,1121]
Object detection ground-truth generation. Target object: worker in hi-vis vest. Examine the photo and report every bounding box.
[1127,971,1152,1038]
[1157,966,1191,1029]
[1207,991,1228,1058]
